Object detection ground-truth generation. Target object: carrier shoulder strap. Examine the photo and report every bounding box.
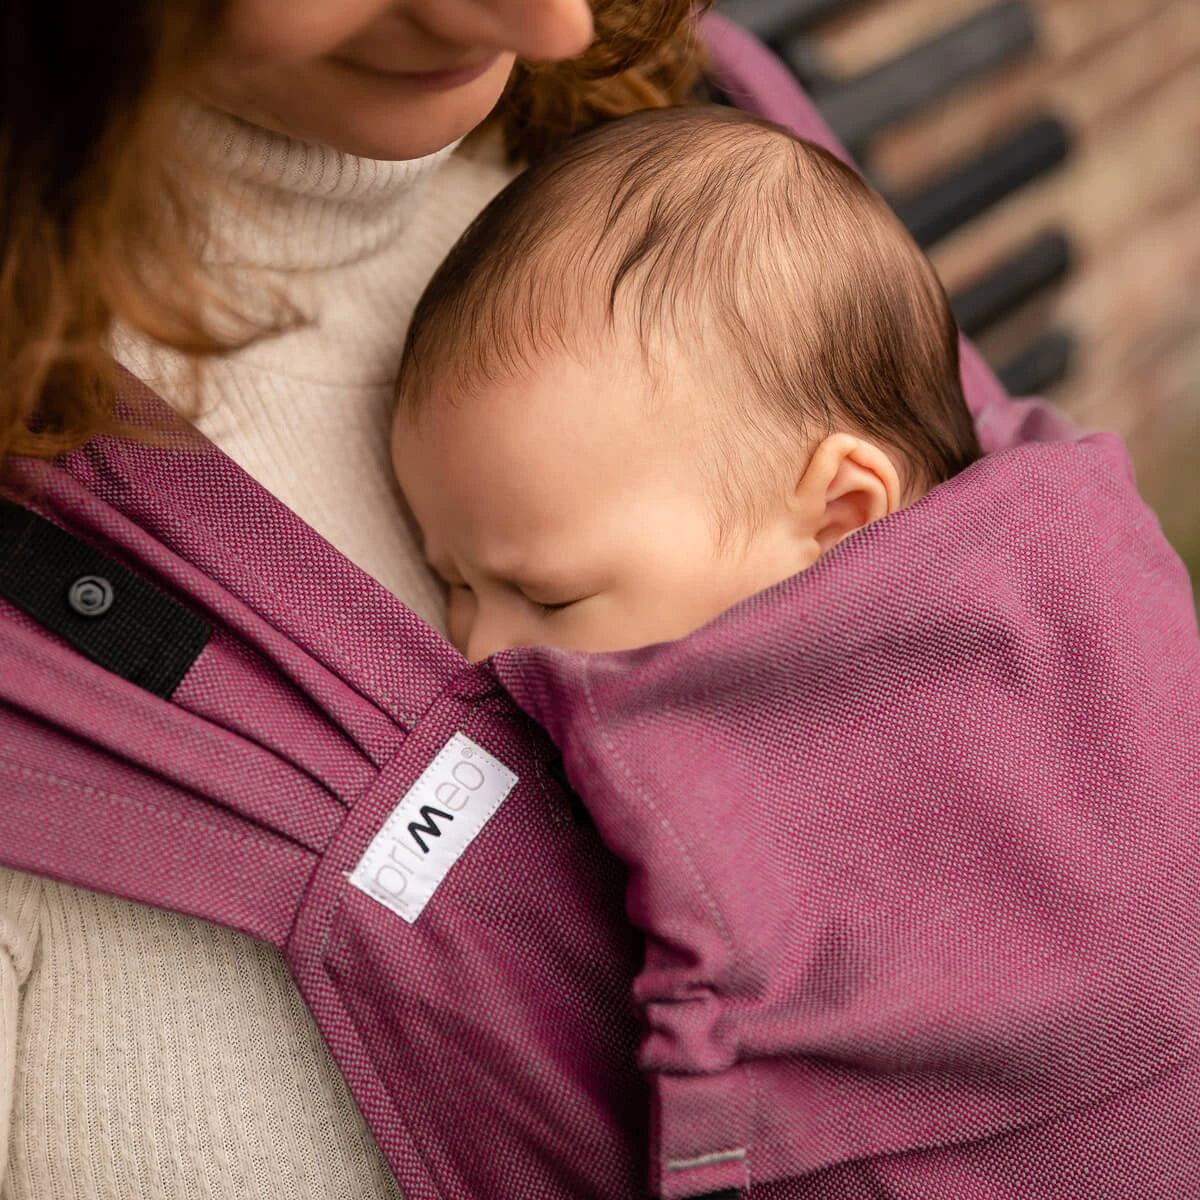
[0,403,650,1200]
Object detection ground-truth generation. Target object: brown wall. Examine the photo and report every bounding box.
[811,0,1200,586]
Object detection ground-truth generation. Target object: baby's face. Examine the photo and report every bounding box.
[393,352,807,660]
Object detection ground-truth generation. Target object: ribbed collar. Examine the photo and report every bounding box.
[179,100,459,272]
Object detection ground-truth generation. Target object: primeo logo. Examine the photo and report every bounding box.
[350,732,517,923]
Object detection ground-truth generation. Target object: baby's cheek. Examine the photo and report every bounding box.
[556,595,648,655]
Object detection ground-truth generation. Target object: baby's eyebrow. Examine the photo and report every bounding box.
[492,567,589,598]
[504,573,564,593]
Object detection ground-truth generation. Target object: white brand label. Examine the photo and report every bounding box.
[349,732,517,924]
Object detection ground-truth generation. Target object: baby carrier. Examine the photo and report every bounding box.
[3,14,1199,1199]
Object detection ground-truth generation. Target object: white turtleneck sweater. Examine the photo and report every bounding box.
[0,105,520,1199]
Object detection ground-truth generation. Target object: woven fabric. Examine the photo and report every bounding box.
[3,15,1193,1200]
[0,386,646,1200]
[495,433,1200,1197]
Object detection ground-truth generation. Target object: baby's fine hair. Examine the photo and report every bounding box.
[399,105,980,533]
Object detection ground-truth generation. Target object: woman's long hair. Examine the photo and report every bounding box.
[0,0,708,460]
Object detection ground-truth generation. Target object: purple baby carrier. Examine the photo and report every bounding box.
[3,15,1199,1199]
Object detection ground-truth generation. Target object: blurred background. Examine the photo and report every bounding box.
[717,0,1200,597]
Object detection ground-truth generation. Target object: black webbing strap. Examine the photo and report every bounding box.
[0,500,211,699]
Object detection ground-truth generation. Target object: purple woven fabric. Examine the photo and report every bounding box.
[3,15,1194,1200]
[0,385,647,1200]
[494,432,1200,1196]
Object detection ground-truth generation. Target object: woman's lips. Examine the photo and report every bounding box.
[336,53,502,91]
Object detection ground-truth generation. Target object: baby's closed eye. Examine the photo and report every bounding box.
[519,586,600,616]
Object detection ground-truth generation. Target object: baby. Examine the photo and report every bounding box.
[392,104,980,658]
[388,105,1200,1194]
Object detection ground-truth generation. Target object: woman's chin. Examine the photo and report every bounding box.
[325,54,518,159]
[198,53,517,162]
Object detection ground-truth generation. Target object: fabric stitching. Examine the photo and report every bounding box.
[0,753,309,853]
[580,659,737,960]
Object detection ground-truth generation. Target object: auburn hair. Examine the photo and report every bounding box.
[0,0,708,462]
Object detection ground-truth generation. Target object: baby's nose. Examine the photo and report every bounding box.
[465,622,511,663]
[465,637,492,663]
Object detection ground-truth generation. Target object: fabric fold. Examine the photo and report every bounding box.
[495,433,1200,1193]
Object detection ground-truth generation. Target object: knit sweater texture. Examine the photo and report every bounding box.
[0,102,519,1199]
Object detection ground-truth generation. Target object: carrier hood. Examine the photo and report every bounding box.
[495,433,1200,1198]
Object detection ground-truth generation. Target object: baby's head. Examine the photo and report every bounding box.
[393,106,980,660]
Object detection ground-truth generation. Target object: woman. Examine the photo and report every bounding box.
[0,3,704,1195]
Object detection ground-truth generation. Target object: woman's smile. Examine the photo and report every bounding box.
[332,51,503,90]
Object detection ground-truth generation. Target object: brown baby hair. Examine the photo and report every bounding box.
[398,105,981,538]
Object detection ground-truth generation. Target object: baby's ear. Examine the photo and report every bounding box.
[792,434,903,557]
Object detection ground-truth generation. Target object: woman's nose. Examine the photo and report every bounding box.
[407,0,594,62]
